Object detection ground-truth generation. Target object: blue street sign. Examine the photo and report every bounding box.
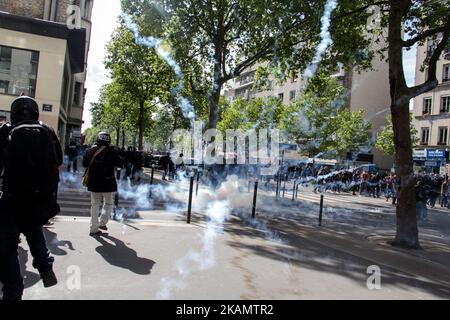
[427,149,445,158]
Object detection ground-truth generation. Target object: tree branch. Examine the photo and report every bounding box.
[406,16,450,101]
[331,1,389,21]
[403,24,449,47]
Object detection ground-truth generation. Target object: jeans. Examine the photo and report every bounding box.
[67,157,78,173]
[90,192,113,233]
[0,217,54,300]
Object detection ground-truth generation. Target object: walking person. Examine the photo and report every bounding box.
[82,132,123,236]
[0,96,62,300]
[64,140,78,173]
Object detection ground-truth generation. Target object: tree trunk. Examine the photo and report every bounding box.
[390,101,419,249]
[208,86,222,129]
[116,127,120,147]
[138,100,145,150]
[388,0,420,249]
[122,128,125,149]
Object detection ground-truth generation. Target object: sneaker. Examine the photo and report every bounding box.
[89,230,103,236]
[41,270,58,288]
[99,225,108,231]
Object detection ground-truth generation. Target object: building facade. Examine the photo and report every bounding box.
[412,34,450,173]
[0,0,93,146]
[223,58,393,170]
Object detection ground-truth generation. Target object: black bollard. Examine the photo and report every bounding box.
[187,175,194,224]
[275,175,280,199]
[282,177,286,198]
[195,171,200,196]
[319,194,324,226]
[295,183,299,199]
[252,181,258,219]
[292,181,296,201]
[150,165,154,185]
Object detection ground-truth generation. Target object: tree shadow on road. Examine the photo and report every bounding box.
[93,234,155,275]
[224,214,450,299]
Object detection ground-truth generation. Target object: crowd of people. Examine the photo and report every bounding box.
[288,163,450,221]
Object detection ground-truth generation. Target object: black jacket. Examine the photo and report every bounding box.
[83,144,123,192]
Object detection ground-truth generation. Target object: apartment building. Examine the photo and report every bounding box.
[0,0,93,146]
[223,58,393,169]
[412,35,450,173]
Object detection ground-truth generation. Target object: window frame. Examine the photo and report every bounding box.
[0,44,40,98]
[423,97,432,115]
[438,126,448,145]
[421,127,430,145]
[443,64,450,83]
[441,95,450,113]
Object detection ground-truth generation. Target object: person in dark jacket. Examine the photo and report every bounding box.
[82,132,123,236]
[64,140,78,173]
[0,96,62,300]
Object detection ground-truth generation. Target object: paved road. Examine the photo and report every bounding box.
[5,170,450,300]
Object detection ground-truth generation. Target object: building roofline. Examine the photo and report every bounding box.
[0,11,86,73]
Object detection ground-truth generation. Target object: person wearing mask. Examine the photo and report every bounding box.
[82,132,123,236]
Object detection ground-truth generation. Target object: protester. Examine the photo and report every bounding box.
[64,140,78,173]
[82,132,123,236]
[0,96,62,300]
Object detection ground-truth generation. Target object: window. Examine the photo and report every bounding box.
[438,127,448,145]
[0,46,12,73]
[421,127,430,145]
[289,90,296,101]
[423,97,432,114]
[73,82,83,106]
[441,96,450,113]
[291,75,298,83]
[45,0,57,21]
[427,39,436,58]
[443,64,450,83]
[278,93,284,101]
[83,0,91,19]
[238,72,255,85]
[0,45,39,97]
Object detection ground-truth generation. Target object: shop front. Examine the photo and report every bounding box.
[413,149,448,174]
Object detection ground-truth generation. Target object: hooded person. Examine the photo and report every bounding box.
[82,132,123,236]
[0,96,63,300]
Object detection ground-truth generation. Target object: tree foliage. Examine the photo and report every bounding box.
[376,113,419,156]
[279,74,372,157]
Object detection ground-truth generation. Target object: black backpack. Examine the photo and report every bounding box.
[2,121,61,227]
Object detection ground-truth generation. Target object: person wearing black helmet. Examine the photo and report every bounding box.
[82,132,123,236]
[0,96,63,300]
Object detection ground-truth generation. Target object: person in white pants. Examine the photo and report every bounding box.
[90,192,114,234]
[82,132,123,236]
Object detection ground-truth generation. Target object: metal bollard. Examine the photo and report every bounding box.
[295,183,299,199]
[319,194,324,226]
[292,181,296,201]
[195,171,200,196]
[187,175,194,224]
[282,178,286,198]
[150,165,154,185]
[275,175,280,199]
[252,181,258,219]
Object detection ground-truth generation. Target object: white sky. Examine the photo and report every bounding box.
[82,2,417,131]
[82,0,121,131]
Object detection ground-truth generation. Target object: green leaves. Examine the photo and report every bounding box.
[279,73,372,157]
[375,113,419,156]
